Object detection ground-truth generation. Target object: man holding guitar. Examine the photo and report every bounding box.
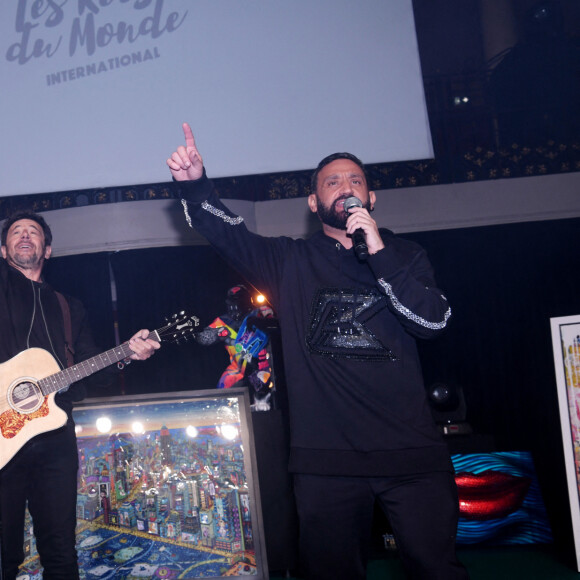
[0,212,160,580]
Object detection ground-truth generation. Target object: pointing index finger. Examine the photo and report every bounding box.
[182,122,195,149]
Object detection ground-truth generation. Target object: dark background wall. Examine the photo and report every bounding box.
[411,217,580,556]
[42,215,580,558]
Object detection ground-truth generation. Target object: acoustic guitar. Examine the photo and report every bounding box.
[0,312,199,470]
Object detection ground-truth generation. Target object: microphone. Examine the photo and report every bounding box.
[343,196,369,261]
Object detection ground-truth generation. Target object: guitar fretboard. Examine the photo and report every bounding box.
[38,329,161,396]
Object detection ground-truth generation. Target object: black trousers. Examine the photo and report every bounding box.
[0,421,80,580]
[293,471,469,580]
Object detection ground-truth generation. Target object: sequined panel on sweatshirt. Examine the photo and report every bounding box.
[306,288,397,361]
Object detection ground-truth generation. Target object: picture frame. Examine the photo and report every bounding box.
[70,387,269,579]
[551,314,580,571]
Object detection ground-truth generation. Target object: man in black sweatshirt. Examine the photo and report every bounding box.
[167,123,468,580]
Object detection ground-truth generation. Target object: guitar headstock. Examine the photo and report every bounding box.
[155,311,201,344]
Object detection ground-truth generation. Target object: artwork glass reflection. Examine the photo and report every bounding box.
[71,388,267,579]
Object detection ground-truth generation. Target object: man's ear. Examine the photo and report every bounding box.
[0,246,6,260]
[44,245,52,260]
[369,191,376,211]
[308,193,318,214]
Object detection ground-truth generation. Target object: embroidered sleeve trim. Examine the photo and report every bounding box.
[180,198,244,228]
[377,278,451,330]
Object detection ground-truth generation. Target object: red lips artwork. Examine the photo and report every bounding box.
[455,470,532,520]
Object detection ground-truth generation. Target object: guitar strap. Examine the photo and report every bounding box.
[55,291,75,368]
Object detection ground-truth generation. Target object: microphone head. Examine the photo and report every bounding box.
[343,196,363,213]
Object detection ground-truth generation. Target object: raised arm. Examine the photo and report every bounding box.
[166,122,205,181]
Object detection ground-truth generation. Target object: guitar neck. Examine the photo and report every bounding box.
[39,329,161,396]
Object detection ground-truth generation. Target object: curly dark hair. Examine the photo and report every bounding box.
[1,211,53,247]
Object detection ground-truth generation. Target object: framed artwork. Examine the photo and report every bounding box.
[551,314,580,571]
[43,387,268,579]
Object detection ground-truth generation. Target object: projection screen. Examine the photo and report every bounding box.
[0,0,433,197]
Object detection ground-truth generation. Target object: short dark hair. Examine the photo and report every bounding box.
[1,211,53,247]
[310,152,367,194]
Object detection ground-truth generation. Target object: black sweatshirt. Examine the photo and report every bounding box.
[180,174,454,476]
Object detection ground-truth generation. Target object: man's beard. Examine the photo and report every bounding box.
[315,195,371,230]
[9,249,44,270]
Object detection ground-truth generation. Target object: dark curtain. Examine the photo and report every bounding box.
[109,245,254,396]
[407,217,580,553]
[43,251,115,354]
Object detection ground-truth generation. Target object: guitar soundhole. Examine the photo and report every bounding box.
[8,379,44,414]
